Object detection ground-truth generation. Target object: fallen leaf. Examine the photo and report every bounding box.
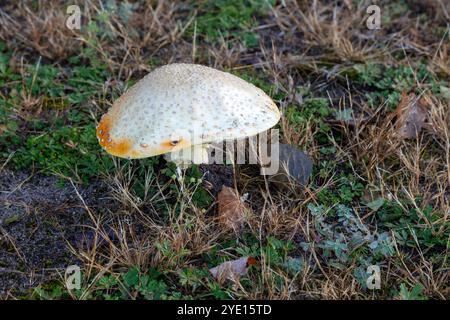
[217,186,250,231]
[0,124,7,135]
[42,96,69,110]
[209,256,256,282]
[395,92,428,139]
[267,144,313,187]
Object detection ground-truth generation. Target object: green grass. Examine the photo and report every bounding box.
[0,42,115,182]
[11,123,113,183]
[32,236,296,300]
[349,62,443,110]
[189,0,275,47]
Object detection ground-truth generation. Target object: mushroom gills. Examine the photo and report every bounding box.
[164,144,210,169]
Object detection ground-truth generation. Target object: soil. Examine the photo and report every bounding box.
[0,170,111,297]
[200,164,234,197]
[0,164,235,297]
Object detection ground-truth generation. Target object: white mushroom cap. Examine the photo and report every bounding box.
[96,63,280,161]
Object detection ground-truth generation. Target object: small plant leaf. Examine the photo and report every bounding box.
[123,267,139,287]
[398,283,427,300]
[366,197,385,212]
[283,256,304,274]
[1,213,22,226]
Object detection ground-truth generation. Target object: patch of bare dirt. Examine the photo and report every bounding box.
[0,170,113,297]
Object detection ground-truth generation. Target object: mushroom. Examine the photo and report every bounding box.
[96,63,280,173]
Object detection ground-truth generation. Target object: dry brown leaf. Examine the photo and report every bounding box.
[395,92,428,139]
[343,0,353,10]
[217,186,250,231]
[0,125,7,135]
[209,256,257,282]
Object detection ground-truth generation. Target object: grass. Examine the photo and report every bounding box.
[0,0,449,300]
[189,0,275,48]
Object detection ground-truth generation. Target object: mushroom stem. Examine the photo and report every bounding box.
[175,165,184,192]
[164,144,210,168]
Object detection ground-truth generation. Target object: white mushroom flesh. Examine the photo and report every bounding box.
[96,63,280,165]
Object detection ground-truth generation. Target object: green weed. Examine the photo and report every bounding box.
[351,62,437,110]
[10,123,113,183]
[190,0,275,47]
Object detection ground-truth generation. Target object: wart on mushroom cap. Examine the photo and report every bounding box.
[96,63,280,166]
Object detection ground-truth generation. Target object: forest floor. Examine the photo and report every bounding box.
[0,0,448,299]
